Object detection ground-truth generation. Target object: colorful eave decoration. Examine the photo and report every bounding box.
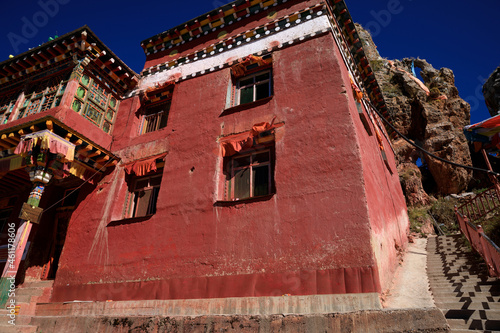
[141,0,290,55]
[327,0,392,136]
[0,26,138,96]
[141,3,327,77]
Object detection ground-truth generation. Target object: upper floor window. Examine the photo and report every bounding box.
[123,153,166,219]
[236,70,272,106]
[224,149,273,201]
[71,73,118,134]
[140,102,170,134]
[0,92,19,125]
[139,81,174,135]
[18,71,70,119]
[228,54,273,108]
[127,169,163,218]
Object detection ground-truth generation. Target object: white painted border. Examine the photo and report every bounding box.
[138,15,331,90]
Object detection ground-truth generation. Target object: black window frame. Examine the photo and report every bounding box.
[126,169,163,218]
[224,147,275,201]
[235,69,273,106]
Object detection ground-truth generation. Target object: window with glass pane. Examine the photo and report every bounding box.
[140,102,170,134]
[17,71,70,119]
[225,150,272,200]
[236,70,272,106]
[128,170,163,218]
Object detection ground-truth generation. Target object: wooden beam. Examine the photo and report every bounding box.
[71,138,83,146]
[37,50,49,61]
[46,120,53,132]
[52,43,65,53]
[30,125,40,132]
[0,140,12,150]
[0,177,23,187]
[2,66,16,75]
[96,155,109,164]
[15,60,28,70]
[8,133,20,142]
[77,144,92,155]
[1,134,18,146]
[87,150,101,158]
[64,133,72,141]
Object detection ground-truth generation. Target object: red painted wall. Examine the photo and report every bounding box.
[50,32,407,302]
[331,39,410,291]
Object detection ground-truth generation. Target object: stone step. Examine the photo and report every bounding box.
[428,254,479,259]
[430,285,500,293]
[0,324,37,333]
[430,276,491,282]
[427,254,479,258]
[14,287,46,297]
[432,291,500,299]
[429,282,500,290]
[426,264,486,270]
[427,271,492,278]
[447,318,485,330]
[435,301,500,310]
[13,294,35,304]
[18,280,54,289]
[442,309,500,321]
[428,263,488,269]
[433,295,500,303]
[447,318,500,331]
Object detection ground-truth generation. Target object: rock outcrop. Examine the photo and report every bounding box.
[484,66,500,117]
[356,24,473,202]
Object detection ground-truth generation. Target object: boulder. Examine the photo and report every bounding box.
[484,66,500,116]
[356,24,473,198]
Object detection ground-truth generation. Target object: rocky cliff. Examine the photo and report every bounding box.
[356,24,473,205]
[484,66,500,117]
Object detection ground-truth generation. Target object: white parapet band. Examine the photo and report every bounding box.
[139,14,331,90]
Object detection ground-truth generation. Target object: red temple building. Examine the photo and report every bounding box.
[0,0,409,326]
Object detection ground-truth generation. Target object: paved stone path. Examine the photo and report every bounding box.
[427,234,500,332]
[384,237,435,309]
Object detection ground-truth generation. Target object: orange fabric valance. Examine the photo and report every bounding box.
[231,55,272,78]
[221,118,280,157]
[141,81,175,103]
[124,153,167,177]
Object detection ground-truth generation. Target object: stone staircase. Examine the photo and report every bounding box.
[0,280,53,333]
[428,234,500,332]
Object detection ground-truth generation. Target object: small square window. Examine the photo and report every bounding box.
[224,149,273,201]
[127,170,163,218]
[140,102,170,134]
[235,70,272,106]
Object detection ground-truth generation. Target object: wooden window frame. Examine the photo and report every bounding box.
[72,73,119,133]
[234,69,272,106]
[18,72,70,120]
[224,147,274,201]
[140,101,170,135]
[126,170,163,218]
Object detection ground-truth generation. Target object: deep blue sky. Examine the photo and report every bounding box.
[0,0,498,124]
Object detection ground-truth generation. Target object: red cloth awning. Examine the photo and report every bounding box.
[124,153,167,176]
[220,119,280,157]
